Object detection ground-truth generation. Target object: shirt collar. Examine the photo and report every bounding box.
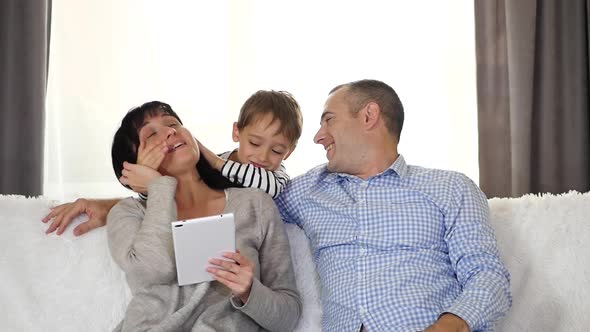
[390,154,408,179]
[321,154,409,183]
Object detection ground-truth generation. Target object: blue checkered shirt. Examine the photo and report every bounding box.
[275,155,511,332]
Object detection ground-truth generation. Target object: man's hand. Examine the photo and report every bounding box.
[207,251,255,304]
[423,313,469,332]
[42,198,119,236]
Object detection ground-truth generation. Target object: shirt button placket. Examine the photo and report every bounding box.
[359,180,371,328]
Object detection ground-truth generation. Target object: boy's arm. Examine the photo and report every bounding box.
[221,161,289,198]
[197,140,290,198]
[42,198,120,236]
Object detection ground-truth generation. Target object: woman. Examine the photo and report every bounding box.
[107,101,301,331]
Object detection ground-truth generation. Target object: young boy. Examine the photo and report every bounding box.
[198,90,303,198]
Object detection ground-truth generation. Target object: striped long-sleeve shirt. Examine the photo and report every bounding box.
[218,150,289,199]
[139,150,290,201]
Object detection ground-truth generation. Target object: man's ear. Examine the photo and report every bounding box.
[363,102,380,129]
[232,122,240,142]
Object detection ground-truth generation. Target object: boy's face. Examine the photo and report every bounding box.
[233,113,294,171]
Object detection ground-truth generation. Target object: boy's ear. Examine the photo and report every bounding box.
[232,122,240,142]
[282,145,296,161]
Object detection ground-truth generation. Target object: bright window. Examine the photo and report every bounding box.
[45,0,478,200]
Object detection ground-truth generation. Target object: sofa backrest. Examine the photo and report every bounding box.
[489,191,590,331]
[1,191,589,331]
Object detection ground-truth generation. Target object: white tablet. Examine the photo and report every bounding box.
[171,213,235,286]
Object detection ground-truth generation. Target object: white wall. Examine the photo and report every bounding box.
[44,0,478,200]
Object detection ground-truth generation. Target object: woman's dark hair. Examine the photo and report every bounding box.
[111,101,240,191]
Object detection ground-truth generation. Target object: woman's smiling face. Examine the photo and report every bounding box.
[138,112,199,176]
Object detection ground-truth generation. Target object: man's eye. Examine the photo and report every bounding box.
[250,142,260,147]
[272,150,284,155]
[169,123,178,127]
[148,132,156,138]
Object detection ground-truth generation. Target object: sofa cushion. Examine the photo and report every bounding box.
[1,191,589,331]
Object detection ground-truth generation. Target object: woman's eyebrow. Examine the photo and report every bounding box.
[138,122,149,133]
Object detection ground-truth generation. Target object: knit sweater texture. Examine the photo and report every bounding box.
[107,176,301,332]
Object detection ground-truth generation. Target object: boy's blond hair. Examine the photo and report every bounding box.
[236,90,303,147]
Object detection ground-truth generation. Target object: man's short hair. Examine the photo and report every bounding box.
[331,79,404,141]
[237,90,303,147]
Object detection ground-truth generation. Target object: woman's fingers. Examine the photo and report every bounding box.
[137,140,168,169]
[223,251,253,267]
[208,268,251,297]
[207,252,254,301]
[209,258,237,271]
[208,267,240,282]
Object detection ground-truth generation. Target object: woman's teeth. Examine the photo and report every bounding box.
[168,143,185,152]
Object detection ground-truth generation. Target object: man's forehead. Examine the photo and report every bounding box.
[322,89,348,114]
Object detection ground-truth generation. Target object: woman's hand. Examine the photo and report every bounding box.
[119,162,162,193]
[120,138,167,193]
[137,138,168,170]
[207,251,254,304]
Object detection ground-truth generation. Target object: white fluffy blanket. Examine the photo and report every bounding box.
[1,191,589,331]
[0,195,321,332]
[490,191,590,332]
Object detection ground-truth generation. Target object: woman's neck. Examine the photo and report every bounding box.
[173,172,226,220]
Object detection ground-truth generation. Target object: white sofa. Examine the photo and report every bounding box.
[1,191,589,331]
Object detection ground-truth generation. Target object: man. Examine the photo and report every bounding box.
[44,80,511,331]
[274,80,511,331]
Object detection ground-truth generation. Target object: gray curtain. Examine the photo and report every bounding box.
[475,0,590,198]
[0,0,51,195]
